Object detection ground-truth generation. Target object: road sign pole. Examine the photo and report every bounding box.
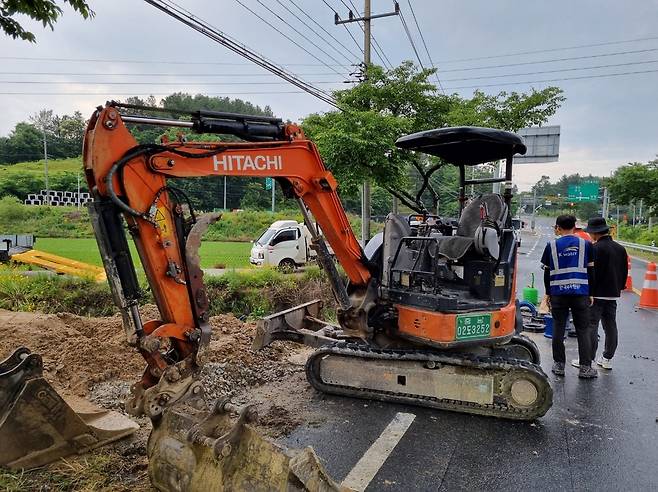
[271,181,275,213]
[531,188,537,232]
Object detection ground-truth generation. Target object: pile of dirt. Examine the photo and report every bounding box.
[0,310,144,396]
[0,307,306,401]
[199,313,303,401]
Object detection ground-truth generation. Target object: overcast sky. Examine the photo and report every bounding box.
[1,0,657,190]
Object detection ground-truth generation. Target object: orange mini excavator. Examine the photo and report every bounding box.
[4,102,552,489]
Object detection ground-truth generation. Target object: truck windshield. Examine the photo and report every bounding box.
[256,229,277,246]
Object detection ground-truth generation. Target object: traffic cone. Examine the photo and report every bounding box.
[624,256,633,291]
[638,262,658,310]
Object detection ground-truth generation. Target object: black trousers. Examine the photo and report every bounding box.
[590,299,618,359]
[550,295,592,366]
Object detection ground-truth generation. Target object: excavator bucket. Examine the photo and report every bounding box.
[148,397,348,492]
[0,347,139,469]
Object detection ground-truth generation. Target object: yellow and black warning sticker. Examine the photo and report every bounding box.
[154,205,173,239]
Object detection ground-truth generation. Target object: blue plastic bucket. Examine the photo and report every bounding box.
[543,315,554,338]
[543,315,567,339]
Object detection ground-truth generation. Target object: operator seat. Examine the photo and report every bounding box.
[434,193,508,261]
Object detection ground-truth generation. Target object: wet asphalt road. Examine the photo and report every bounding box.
[279,215,658,491]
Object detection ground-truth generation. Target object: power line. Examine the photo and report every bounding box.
[442,67,658,90]
[234,0,344,76]
[252,0,348,68]
[405,0,444,93]
[0,55,349,67]
[398,10,424,70]
[0,71,345,77]
[320,0,364,55]
[287,0,361,60]
[435,34,658,64]
[141,0,338,107]
[442,58,658,82]
[0,80,346,85]
[440,47,658,73]
[278,0,359,64]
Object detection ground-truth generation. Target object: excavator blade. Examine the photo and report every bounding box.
[0,347,139,469]
[253,300,342,350]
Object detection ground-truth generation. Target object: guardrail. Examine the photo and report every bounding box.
[617,240,658,254]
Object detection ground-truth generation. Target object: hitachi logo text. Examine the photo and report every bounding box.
[213,154,283,172]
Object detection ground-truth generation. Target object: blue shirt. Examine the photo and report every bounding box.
[541,235,593,296]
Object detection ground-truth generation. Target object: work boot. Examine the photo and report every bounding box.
[578,365,598,378]
[596,356,613,370]
[552,362,565,376]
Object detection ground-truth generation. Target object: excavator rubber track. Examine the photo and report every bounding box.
[306,342,553,421]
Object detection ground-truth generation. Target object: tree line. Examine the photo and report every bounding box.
[1,63,565,216]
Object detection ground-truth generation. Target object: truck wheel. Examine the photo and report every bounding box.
[278,258,296,273]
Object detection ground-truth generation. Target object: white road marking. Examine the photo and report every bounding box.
[342,412,416,491]
[528,235,542,255]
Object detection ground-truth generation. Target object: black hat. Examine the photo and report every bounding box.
[584,217,609,234]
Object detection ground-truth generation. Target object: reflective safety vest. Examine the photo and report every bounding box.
[547,235,589,296]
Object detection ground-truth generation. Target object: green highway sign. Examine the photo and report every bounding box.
[567,181,599,202]
[265,177,273,190]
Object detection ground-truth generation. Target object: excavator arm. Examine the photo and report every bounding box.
[84,102,371,404]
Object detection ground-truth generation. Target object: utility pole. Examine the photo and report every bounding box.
[223,176,227,210]
[602,187,609,218]
[335,1,399,245]
[41,127,49,206]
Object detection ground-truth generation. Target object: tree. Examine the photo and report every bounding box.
[576,201,600,221]
[608,159,658,209]
[1,0,93,42]
[303,62,565,212]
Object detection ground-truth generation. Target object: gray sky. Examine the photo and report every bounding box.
[1,0,657,190]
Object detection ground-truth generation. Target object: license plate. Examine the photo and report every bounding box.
[455,313,492,340]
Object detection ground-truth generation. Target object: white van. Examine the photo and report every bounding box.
[249,220,331,269]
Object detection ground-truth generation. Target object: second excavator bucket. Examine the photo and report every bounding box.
[0,347,139,470]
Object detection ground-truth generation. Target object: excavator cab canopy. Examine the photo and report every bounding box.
[395,126,527,165]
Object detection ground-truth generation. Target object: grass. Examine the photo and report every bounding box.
[0,157,81,174]
[625,247,658,263]
[0,266,336,320]
[0,452,149,492]
[34,238,253,269]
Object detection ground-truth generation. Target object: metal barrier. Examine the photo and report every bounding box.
[617,240,658,254]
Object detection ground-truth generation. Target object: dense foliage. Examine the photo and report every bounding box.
[303,62,565,213]
[0,111,86,164]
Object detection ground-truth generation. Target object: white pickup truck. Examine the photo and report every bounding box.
[249,220,332,269]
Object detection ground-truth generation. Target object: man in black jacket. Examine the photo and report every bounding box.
[578,217,628,370]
